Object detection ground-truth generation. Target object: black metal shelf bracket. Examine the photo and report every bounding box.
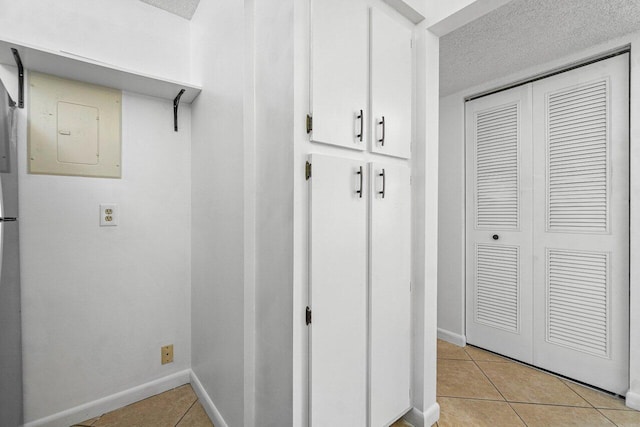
[11,48,24,109]
[173,89,185,132]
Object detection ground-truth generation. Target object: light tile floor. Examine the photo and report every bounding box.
[436,339,640,426]
[69,344,640,427]
[71,384,214,427]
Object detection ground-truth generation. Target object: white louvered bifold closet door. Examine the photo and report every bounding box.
[466,53,629,395]
[465,84,534,363]
[531,54,629,394]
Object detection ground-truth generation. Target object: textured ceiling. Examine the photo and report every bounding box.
[138,0,200,19]
[440,0,640,96]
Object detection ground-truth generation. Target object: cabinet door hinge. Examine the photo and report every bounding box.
[306,114,313,134]
[306,306,312,325]
[305,161,312,180]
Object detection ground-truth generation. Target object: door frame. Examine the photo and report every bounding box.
[462,43,634,399]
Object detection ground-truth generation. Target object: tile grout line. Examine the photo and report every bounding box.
[436,393,621,409]
[562,381,633,414]
[465,344,619,426]
[174,397,198,427]
[437,394,508,402]
[554,377,595,410]
[463,347,530,426]
[440,342,637,426]
[464,344,597,411]
[594,407,621,427]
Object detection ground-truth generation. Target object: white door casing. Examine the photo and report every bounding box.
[465,84,534,363]
[308,154,367,426]
[369,162,411,426]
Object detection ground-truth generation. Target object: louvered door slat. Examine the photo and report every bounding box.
[546,249,609,357]
[547,80,609,232]
[549,108,606,124]
[475,103,519,229]
[475,244,519,332]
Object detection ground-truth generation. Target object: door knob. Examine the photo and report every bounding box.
[492,234,499,240]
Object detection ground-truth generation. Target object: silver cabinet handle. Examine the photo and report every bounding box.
[379,116,385,146]
[379,169,386,199]
[356,166,363,198]
[356,109,363,142]
[0,217,17,222]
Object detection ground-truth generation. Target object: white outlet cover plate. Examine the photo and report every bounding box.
[100,203,118,226]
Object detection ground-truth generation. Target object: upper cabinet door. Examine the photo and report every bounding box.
[310,0,368,150]
[370,8,413,159]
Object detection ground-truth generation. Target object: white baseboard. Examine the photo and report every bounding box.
[403,402,440,427]
[626,390,640,410]
[423,402,440,426]
[437,328,466,347]
[190,369,228,427]
[24,369,191,427]
[404,407,425,427]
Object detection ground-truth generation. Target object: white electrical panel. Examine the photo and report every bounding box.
[28,72,122,178]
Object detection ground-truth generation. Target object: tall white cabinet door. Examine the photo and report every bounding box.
[309,154,367,426]
[465,84,534,363]
[370,9,412,159]
[310,0,368,150]
[531,54,629,394]
[369,162,411,427]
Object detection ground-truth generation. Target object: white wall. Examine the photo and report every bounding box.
[425,0,512,36]
[254,0,295,425]
[403,0,426,16]
[411,25,441,426]
[0,82,22,427]
[383,0,426,23]
[426,0,477,25]
[437,93,466,341]
[0,2,194,422]
[626,32,640,411]
[190,1,247,426]
[0,0,191,82]
[19,88,192,422]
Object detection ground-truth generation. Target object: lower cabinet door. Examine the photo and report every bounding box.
[309,154,368,426]
[369,162,411,426]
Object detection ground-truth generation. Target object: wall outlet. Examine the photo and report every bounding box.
[100,203,118,226]
[161,344,174,365]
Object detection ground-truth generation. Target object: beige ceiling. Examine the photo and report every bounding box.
[440,0,640,96]
[138,0,200,20]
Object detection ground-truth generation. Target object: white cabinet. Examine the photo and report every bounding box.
[308,154,411,426]
[308,2,413,425]
[371,9,413,159]
[309,154,368,426]
[310,0,368,151]
[310,2,412,159]
[369,162,411,425]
